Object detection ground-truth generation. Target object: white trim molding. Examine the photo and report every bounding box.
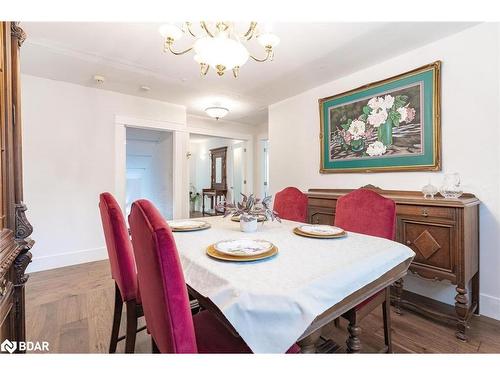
[480,293,500,321]
[28,247,108,273]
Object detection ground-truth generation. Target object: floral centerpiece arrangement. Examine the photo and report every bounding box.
[216,193,280,232]
[335,94,416,157]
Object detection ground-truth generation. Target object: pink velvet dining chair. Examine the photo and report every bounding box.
[99,192,145,353]
[273,187,308,222]
[128,199,301,354]
[333,188,397,353]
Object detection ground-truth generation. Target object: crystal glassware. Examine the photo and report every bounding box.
[422,181,438,199]
[439,173,463,199]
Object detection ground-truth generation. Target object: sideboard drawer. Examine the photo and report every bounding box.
[401,220,455,277]
[397,204,456,220]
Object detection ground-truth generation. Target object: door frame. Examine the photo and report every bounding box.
[115,115,253,219]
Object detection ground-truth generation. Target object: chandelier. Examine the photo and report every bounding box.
[159,22,280,78]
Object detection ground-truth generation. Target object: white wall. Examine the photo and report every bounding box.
[269,23,500,320]
[22,74,186,272]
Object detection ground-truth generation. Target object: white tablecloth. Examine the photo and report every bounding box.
[173,216,415,353]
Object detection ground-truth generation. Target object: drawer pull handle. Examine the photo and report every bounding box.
[421,209,429,217]
[406,240,412,246]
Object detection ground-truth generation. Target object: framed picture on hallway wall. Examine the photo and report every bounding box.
[319,61,441,173]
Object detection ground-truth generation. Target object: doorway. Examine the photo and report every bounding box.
[188,134,247,217]
[125,127,174,218]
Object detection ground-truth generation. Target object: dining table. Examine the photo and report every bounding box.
[171,216,415,354]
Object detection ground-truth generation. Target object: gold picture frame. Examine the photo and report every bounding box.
[319,61,441,173]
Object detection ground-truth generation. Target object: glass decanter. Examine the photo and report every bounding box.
[439,173,463,199]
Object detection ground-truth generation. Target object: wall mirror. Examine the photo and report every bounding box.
[215,157,222,184]
[210,146,227,190]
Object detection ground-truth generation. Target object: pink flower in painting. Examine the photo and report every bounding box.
[397,106,416,123]
[342,130,352,144]
[406,107,416,122]
[367,108,388,128]
[364,127,375,140]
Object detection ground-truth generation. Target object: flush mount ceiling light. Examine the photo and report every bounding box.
[159,22,280,78]
[205,106,229,120]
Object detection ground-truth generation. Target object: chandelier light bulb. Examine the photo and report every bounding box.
[257,33,280,48]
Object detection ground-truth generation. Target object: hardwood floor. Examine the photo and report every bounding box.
[25,260,500,354]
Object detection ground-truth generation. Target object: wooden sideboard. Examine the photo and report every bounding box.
[307,186,480,341]
[0,22,33,353]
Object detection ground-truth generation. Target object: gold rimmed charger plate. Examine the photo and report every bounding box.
[170,221,211,232]
[206,244,278,262]
[293,227,347,239]
[230,215,267,223]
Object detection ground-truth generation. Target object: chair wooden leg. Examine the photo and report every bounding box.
[109,283,123,354]
[152,337,160,353]
[125,299,138,353]
[382,287,393,353]
[345,312,361,354]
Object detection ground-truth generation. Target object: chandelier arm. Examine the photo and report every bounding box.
[185,22,197,37]
[243,22,257,40]
[165,43,193,56]
[200,21,214,37]
[250,49,272,62]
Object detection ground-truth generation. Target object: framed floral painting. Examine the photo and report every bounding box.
[319,61,441,173]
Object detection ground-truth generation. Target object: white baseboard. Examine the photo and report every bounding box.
[480,293,500,321]
[27,246,108,273]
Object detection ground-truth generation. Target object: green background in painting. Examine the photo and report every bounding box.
[322,69,435,170]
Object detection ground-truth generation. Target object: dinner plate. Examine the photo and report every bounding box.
[206,243,278,262]
[293,225,346,239]
[168,220,211,232]
[213,239,273,256]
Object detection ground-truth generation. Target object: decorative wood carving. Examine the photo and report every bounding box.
[15,203,33,240]
[307,187,479,341]
[10,22,26,47]
[1,21,33,353]
[413,230,441,260]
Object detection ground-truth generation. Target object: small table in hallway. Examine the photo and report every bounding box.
[201,188,227,216]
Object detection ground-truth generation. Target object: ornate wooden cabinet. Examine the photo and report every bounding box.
[0,22,33,353]
[307,186,479,341]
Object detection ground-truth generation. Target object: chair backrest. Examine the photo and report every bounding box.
[334,188,396,240]
[128,199,197,353]
[99,192,137,302]
[273,187,308,222]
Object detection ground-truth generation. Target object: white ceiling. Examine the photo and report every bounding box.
[20,22,478,125]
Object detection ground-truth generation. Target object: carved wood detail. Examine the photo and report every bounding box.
[413,229,441,260]
[10,22,26,47]
[1,21,33,352]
